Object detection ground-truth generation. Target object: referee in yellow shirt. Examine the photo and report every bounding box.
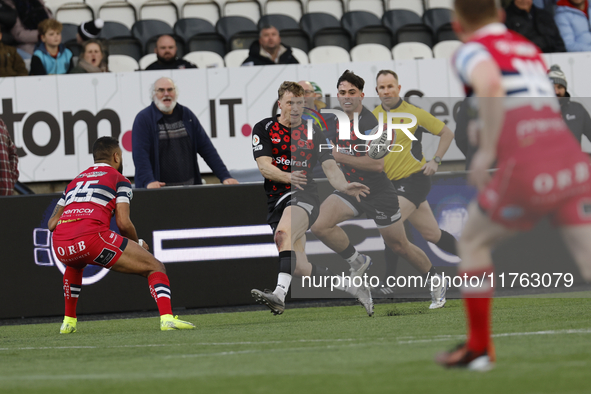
[372,70,457,294]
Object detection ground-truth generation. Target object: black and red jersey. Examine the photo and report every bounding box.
[252,116,333,203]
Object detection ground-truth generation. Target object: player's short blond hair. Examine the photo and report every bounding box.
[278,81,304,100]
[454,0,500,26]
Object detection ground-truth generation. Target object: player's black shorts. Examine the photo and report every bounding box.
[267,191,320,234]
[391,171,432,209]
[333,182,401,228]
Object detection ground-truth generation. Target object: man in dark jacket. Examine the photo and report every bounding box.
[241,25,299,66]
[132,77,238,188]
[548,64,591,145]
[145,35,196,70]
[505,0,566,53]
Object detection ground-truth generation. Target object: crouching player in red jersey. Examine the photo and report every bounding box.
[48,137,195,333]
[436,0,591,370]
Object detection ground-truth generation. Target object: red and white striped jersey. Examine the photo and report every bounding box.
[53,163,133,240]
[453,23,575,163]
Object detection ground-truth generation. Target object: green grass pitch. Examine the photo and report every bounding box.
[1,296,590,394]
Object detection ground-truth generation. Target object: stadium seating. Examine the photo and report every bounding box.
[308,45,350,63]
[279,29,310,52]
[98,1,137,29]
[182,0,220,25]
[392,42,433,60]
[300,12,341,42]
[108,54,140,72]
[61,23,79,44]
[55,2,94,24]
[229,31,259,51]
[224,0,261,24]
[291,47,309,64]
[183,51,224,68]
[423,8,455,43]
[265,0,304,21]
[382,9,422,39]
[132,19,174,53]
[106,38,144,61]
[186,33,226,57]
[307,0,344,20]
[216,16,258,51]
[355,25,392,48]
[174,18,215,44]
[341,11,382,41]
[45,0,471,66]
[348,0,384,18]
[258,14,300,32]
[425,0,454,10]
[386,0,424,16]
[139,0,178,27]
[99,21,133,40]
[139,53,157,69]
[224,49,249,67]
[396,24,433,47]
[313,27,351,50]
[433,40,461,59]
[350,43,392,62]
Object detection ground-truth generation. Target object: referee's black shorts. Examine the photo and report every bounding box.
[391,171,432,209]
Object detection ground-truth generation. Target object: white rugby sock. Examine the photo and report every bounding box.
[273,273,292,302]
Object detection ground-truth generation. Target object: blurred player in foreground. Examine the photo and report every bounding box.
[250,82,372,316]
[48,137,194,333]
[436,0,591,370]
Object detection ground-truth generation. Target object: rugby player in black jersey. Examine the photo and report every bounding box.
[250,81,373,316]
[310,71,448,308]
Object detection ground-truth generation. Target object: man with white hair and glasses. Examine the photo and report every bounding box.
[132,77,238,188]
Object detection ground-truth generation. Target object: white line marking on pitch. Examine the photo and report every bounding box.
[1,328,590,352]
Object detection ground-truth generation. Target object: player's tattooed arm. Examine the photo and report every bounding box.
[48,204,65,232]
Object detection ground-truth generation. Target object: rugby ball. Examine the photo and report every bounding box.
[367,123,395,160]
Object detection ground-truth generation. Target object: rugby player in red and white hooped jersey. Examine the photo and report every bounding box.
[48,137,195,333]
[436,0,591,370]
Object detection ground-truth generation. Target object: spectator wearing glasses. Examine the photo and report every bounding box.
[131,77,238,188]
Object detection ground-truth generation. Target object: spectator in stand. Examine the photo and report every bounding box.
[548,64,591,145]
[132,77,238,188]
[0,26,27,76]
[0,117,19,196]
[555,0,591,52]
[76,19,103,44]
[29,19,73,75]
[4,0,52,59]
[505,0,566,53]
[70,39,108,74]
[242,25,299,66]
[145,35,196,70]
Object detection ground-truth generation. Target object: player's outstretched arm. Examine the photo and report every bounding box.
[115,202,140,244]
[322,159,369,202]
[48,203,65,232]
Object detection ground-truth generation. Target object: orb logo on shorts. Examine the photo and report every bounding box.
[33,200,115,285]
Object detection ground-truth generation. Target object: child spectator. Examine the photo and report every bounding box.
[29,19,73,75]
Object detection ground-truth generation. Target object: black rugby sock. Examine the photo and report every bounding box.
[435,230,458,256]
